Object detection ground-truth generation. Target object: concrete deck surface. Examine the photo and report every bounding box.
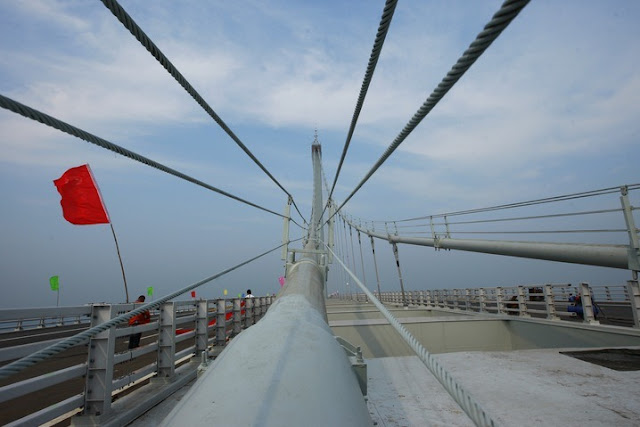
[129,347,639,426]
[369,349,640,426]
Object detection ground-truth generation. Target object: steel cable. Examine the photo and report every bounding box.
[324,243,497,427]
[396,185,640,222]
[332,0,530,218]
[436,208,623,226]
[99,0,307,225]
[446,229,629,235]
[0,94,306,226]
[324,0,398,214]
[0,241,296,380]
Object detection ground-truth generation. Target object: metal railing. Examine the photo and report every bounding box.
[0,296,273,426]
[0,306,93,333]
[336,282,640,328]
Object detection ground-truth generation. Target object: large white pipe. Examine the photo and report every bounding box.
[358,227,630,270]
[161,143,371,426]
[160,252,371,426]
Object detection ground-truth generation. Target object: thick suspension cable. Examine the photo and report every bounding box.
[99,0,307,225]
[0,240,295,380]
[0,94,300,223]
[332,0,530,218]
[325,0,398,212]
[325,243,497,427]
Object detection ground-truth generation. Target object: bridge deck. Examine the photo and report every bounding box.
[129,346,640,426]
[127,300,640,426]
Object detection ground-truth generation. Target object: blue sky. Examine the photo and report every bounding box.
[1,0,639,308]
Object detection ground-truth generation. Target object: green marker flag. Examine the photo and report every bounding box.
[237,293,241,298]
[49,276,59,291]
[147,286,154,297]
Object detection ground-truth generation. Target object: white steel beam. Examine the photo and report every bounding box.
[356,226,631,270]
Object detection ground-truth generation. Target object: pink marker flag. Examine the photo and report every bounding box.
[278,276,285,287]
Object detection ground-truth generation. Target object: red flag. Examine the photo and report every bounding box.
[53,165,110,225]
[191,290,196,298]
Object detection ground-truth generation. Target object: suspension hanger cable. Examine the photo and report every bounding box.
[0,94,303,225]
[369,234,383,297]
[357,229,368,290]
[99,0,307,225]
[331,0,531,219]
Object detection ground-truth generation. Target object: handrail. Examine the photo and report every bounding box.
[366,282,640,328]
[0,296,273,426]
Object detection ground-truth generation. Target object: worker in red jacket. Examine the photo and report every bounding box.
[128,295,151,349]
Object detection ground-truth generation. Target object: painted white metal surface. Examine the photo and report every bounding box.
[357,226,631,270]
[160,294,371,426]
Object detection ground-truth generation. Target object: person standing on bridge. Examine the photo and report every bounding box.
[128,295,151,349]
[245,289,255,298]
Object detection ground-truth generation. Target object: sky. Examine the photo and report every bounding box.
[0,0,639,309]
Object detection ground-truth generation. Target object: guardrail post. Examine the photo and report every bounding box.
[254,298,262,323]
[514,286,528,317]
[83,304,117,417]
[627,280,640,328]
[579,283,599,325]
[478,288,486,313]
[233,298,242,335]
[158,301,176,378]
[543,284,559,320]
[252,297,260,321]
[216,299,227,347]
[244,298,254,328]
[418,290,424,306]
[453,289,460,310]
[605,286,612,301]
[195,300,209,355]
[496,287,505,314]
[464,289,471,311]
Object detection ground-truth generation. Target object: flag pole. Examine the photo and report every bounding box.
[57,287,60,307]
[109,223,129,303]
